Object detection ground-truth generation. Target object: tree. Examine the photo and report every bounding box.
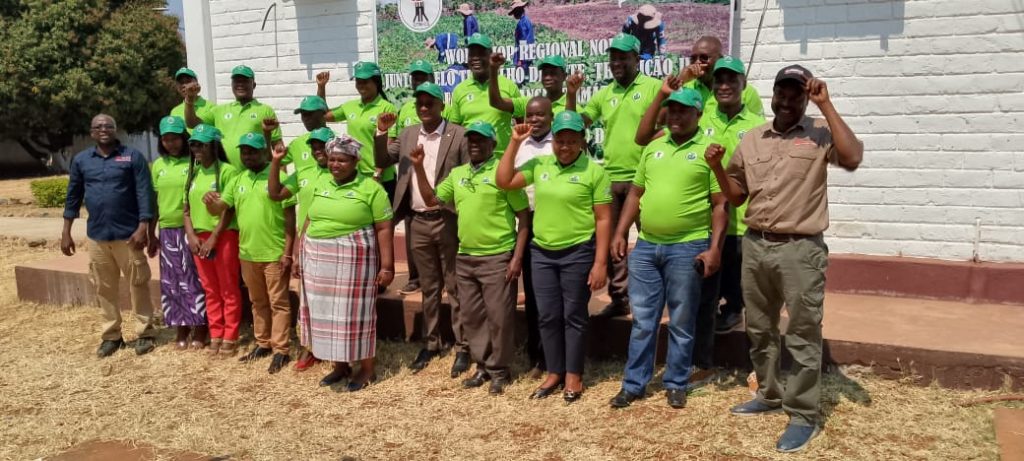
[0,0,184,171]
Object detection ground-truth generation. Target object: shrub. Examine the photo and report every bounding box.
[30,178,69,208]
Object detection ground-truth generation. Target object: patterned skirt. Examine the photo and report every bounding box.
[160,227,207,326]
[301,227,379,362]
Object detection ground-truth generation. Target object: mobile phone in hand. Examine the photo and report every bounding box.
[693,258,705,276]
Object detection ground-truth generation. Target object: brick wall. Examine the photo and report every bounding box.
[203,0,1024,262]
[737,0,1024,261]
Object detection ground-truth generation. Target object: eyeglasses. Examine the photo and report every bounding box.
[90,124,116,131]
[689,54,713,64]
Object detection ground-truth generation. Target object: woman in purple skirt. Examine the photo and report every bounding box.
[151,116,208,349]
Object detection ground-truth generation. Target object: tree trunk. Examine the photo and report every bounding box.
[17,135,73,173]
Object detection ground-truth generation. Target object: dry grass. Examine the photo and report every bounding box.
[0,175,70,217]
[0,238,1006,460]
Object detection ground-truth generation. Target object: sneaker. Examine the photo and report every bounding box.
[134,337,156,356]
[96,339,125,358]
[730,399,784,417]
[398,280,421,295]
[776,423,821,453]
[715,311,743,334]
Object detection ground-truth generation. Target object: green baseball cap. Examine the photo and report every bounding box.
[408,59,433,74]
[238,132,267,150]
[307,127,335,144]
[465,120,496,140]
[713,56,746,75]
[552,110,585,133]
[661,88,704,111]
[352,61,382,79]
[190,124,221,144]
[607,33,640,54]
[159,116,187,135]
[536,55,566,70]
[294,95,328,114]
[231,65,255,79]
[174,67,197,80]
[466,33,493,49]
[414,82,444,100]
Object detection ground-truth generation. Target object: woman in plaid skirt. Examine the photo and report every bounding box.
[296,136,395,391]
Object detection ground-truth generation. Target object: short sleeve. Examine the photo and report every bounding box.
[592,166,612,205]
[263,106,283,142]
[219,164,239,192]
[505,81,526,118]
[581,87,603,122]
[150,159,160,186]
[370,184,394,222]
[280,173,297,207]
[435,174,455,204]
[283,172,300,194]
[331,105,347,122]
[220,175,237,206]
[197,105,216,126]
[708,167,722,194]
[506,188,529,212]
[743,85,764,118]
[447,87,464,124]
[632,151,648,188]
[518,157,539,185]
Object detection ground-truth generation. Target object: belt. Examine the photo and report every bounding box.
[412,209,445,220]
[747,229,819,243]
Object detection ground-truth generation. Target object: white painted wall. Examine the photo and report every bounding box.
[195,0,1024,262]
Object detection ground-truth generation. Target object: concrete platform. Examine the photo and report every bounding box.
[16,248,1024,391]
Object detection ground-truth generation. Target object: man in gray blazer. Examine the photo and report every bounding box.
[374,82,471,378]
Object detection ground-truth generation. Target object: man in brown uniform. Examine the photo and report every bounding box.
[706,65,863,453]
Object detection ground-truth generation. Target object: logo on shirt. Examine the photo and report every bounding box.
[405,117,413,126]
[569,175,580,183]
[346,191,356,198]
[349,113,356,120]
[540,172,550,181]
[481,177,491,184]
[369,116,377,124]
[115,155,132,162]
[705,128,715,137]
[238,185,246,193]
[737,130,747,139]
[224,113,233,120]
[158,170,167,177]
[300,179,309,187]
[250,113,258,120]
[794,138,817,147]
[302,151,311,160]
[467,93,475,102]
[459,178,471,187]
[609,97,619,107]
[653,151,664,160]
[631,92,641,101]
[687,152,697,161]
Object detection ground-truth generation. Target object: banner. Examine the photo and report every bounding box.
[376,0,733,157]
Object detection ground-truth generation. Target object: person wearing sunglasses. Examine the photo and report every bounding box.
[62,114,158,358]
[682,36,763,119]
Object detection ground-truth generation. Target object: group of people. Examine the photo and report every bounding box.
[61,31,861,453]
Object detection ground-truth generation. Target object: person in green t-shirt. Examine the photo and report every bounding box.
[170,68,214,132]
[448,33,525,158]
[681,36,763,119]
[182,65,284,168]
[497,111,612,403]
[569,32,663,318]
[692,56,769,383]
[607,86,728,410]
[318,61,399,194]
[182,124,244,357]
[203,132,296,374]
[409,121,531,395]
[151,115,209,350]
[488,53,571,117]
[296,135,395,392]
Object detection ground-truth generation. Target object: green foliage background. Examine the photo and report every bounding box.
[29,177,69,207]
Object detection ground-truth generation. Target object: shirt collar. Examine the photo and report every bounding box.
[613,73,646,91]
[663,129,704,149]
[556,153,588,170]
[470,156,497,173]
[420,120,446,136]
[90,142,124,158]
[765,116,812,137]
[715,105,754,124]
[229,98,259,109]
[359,95,384,109]
[525,130,552,146]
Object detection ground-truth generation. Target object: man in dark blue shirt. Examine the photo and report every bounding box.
[62,113,159,358]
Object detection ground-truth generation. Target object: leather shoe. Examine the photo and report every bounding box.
[462,370,491,388]
[666,389,687,409]
[346,374,377,392]
[776,423,820,453]
[134,337,156,356]
[319,364,352,387]
[96,339,125,358]
[450,351,471,378]
[730,399,784,417]
[489,376,510,395]
[593,300,628,318]
[563,389,584,403]
[529,383,561,400]
[408,348,439,372]
[239,346,273,363]
[268,353,291,374]
[609,389,642,408]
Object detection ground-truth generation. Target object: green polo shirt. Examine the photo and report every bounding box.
[331,96,397,182]
[220,165,296,262]
[519,153,612,250]
[685,79,764,119]
[436,158,529,256]
[282,132,315,172]
[170,97,214,133]
[150,155,191,228]
[448,75,525,157]
[283,166,328,230]
[581,73,661,182]
[633,131,720,244]
[210,99,283,168]
[701,107,766,236]
[388,100,452,138]
[186,162,240,233]
[306,174,393,239]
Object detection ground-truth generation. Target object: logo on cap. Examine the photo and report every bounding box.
[246,133,254,139]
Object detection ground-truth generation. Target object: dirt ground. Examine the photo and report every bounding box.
[0,238,1010,460]
[0,175,68,217]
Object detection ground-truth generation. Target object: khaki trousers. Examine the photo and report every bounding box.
[742,232,828,427]
[409,212,463,352]
[456,252,517,377]
[240,260,291,354]
[88,240,156,341]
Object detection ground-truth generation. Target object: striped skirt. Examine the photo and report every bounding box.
[159,227,207,326]
[301,227,379,362]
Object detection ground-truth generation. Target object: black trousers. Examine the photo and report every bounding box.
[530,239,594,375]
[694,235,744,369]
[521,214,544,370]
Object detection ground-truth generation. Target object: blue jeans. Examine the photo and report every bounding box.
[621,238,708,394]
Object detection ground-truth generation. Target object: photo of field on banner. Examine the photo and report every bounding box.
[376,0,733,159]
